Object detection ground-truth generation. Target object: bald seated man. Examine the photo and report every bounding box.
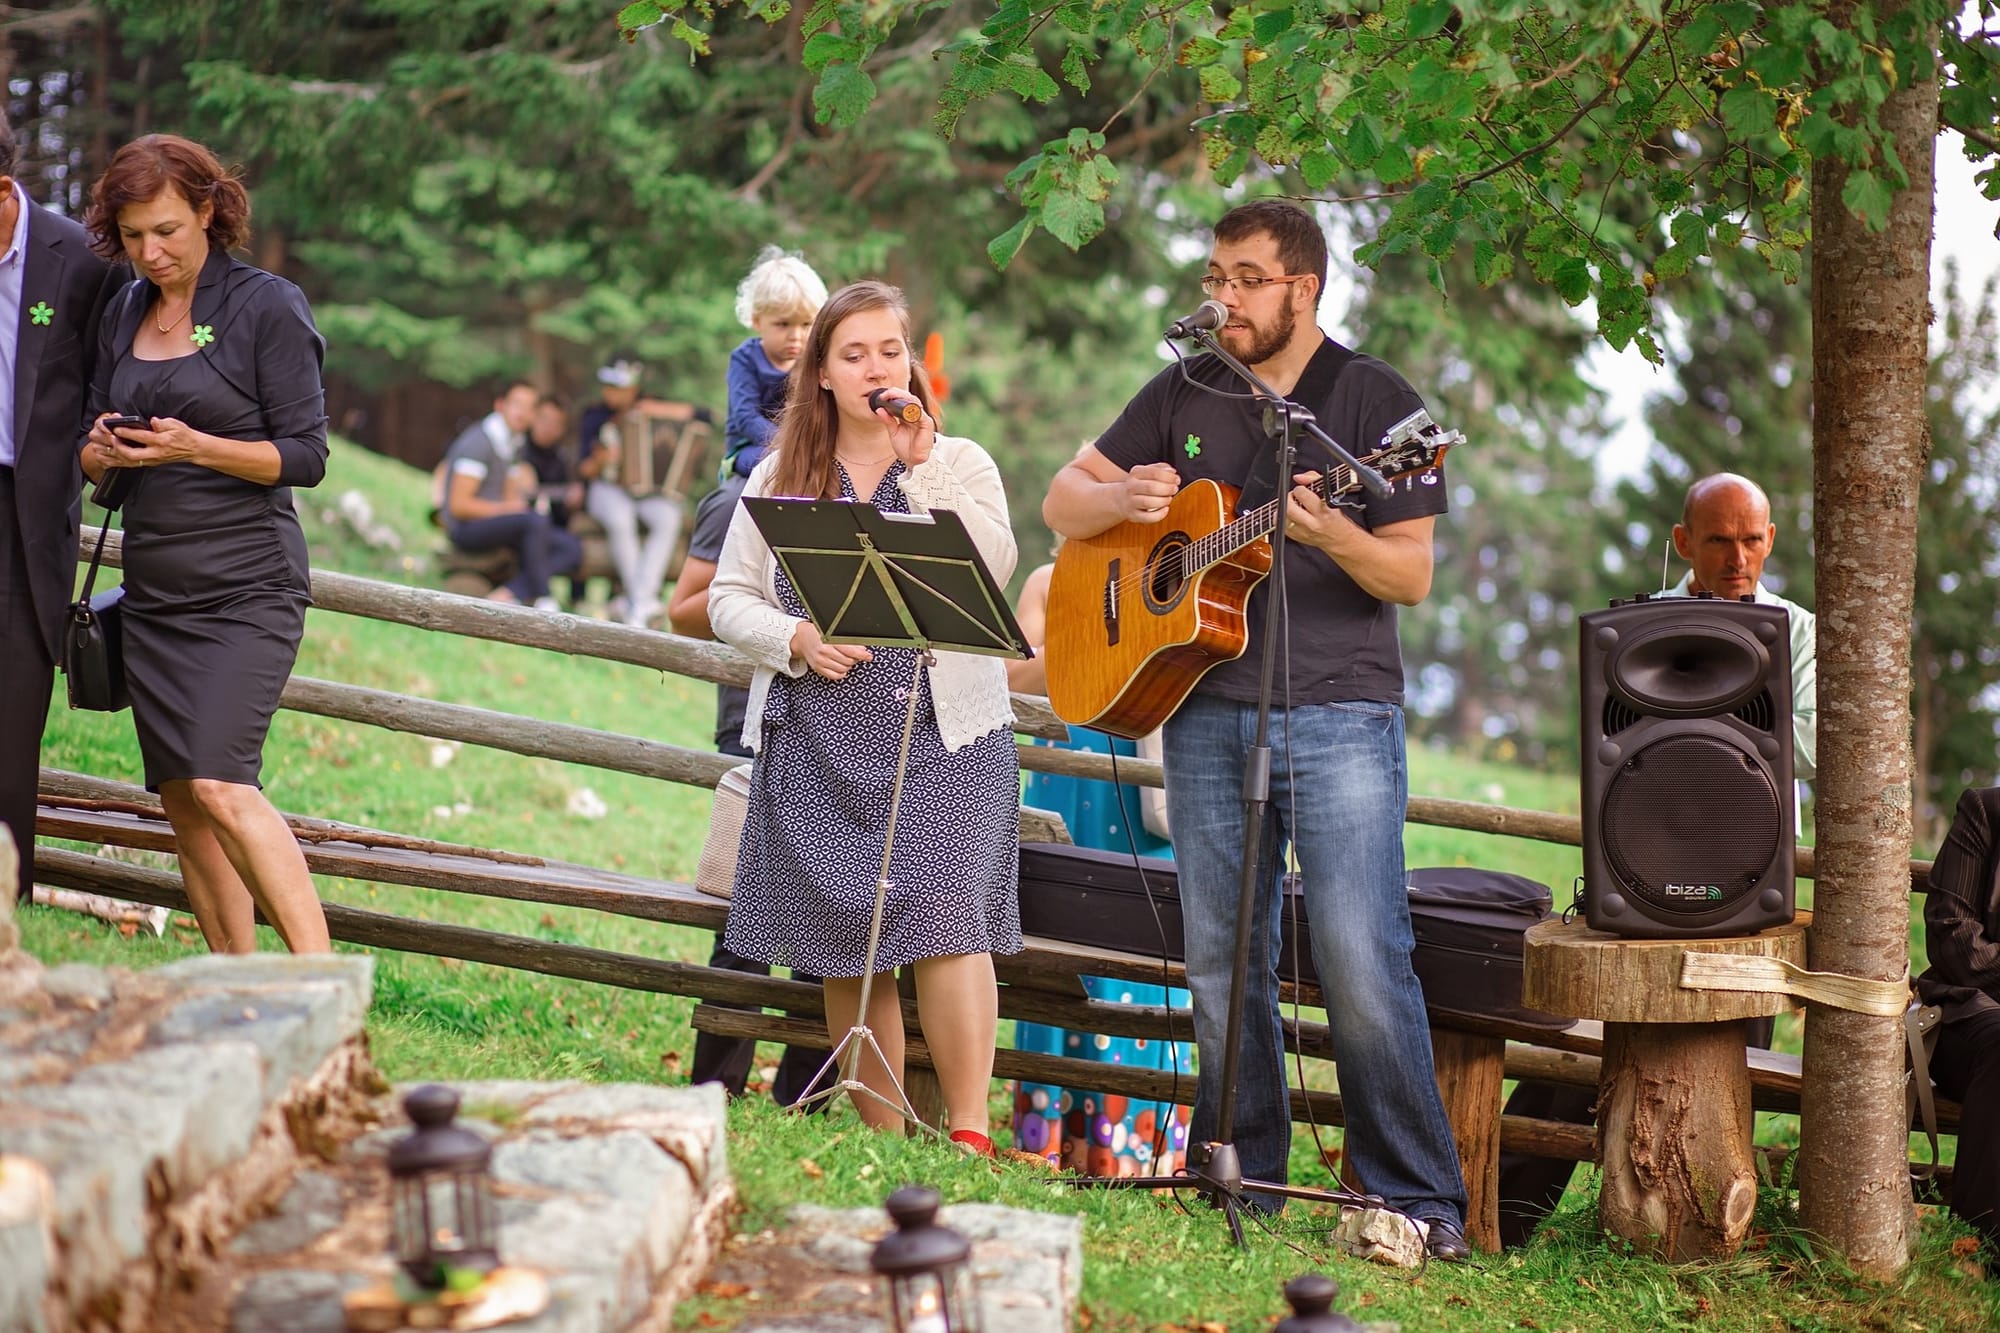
[1667,472,1817,780]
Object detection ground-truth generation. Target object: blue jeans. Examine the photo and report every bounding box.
[1163,693,1467,1225]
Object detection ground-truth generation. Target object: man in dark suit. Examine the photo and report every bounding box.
[1918,785,2000,1265]
[0,112,116,890]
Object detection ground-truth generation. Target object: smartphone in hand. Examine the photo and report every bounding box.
[91,414,151,512]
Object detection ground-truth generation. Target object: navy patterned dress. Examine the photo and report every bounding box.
[723,462,1022,977]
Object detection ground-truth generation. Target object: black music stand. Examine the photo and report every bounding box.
[739,496,1030,1132]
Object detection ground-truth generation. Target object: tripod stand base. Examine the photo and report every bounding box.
[789,1021,934,1135]
[1059,1138,1385,1249]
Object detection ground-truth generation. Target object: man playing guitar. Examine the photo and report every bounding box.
[1041,197,1470,1260]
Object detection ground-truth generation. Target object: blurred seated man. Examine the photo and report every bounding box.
[1917,785,2000,1264]
[521,392,593,607]
[440,380,582,611]
[1495,471,1814,1247]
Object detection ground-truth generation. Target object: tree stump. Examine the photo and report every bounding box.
[1522,915,1808,1260]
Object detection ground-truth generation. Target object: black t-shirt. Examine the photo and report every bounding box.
[1092,336,1449,706]
[689,472,752,754]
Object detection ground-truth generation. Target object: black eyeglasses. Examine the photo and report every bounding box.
[1199,273,1310,296]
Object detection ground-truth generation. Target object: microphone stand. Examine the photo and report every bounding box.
[1064,327,1407,1248]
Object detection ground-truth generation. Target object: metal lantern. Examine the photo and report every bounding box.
[1273,1273,1361,1332]
[869,1185,982,1333]
[386,1084,499,1289]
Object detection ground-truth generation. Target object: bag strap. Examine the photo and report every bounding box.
[1906,998,1944,1182]
[76,517,113,605]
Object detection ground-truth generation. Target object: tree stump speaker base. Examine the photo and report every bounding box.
[1600,1020,1759,1260]
[1523,915,1807,1261]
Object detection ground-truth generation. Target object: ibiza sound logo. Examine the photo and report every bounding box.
[1663,882,1724,900]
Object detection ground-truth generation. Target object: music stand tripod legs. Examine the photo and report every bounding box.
[789,650,935,1132]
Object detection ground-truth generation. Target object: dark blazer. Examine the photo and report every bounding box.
[1917,785,2000,1024]
[9,202,114,663]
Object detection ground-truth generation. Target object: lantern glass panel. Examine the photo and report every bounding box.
[887,1269,981,1333]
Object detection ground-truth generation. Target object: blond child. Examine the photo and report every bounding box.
[721,246,827,477]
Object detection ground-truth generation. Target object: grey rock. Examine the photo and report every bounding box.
[0,1200,51,1333]
[492,1130,676,1202]
[513,1081,723,1129]
[0,1112,157,1301]
[148,987,346,1095]
[229,1170,347,1258]
[149,953,373,1035]
[737,1315,885,1333]
[57,1041,266,1196]
[227,1268,369,1333]
[39,965,113,1011]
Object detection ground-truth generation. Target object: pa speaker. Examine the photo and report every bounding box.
[1579,595,1796,938]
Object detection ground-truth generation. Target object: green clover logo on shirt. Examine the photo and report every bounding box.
[190,324,215,348]
[28,302,52,326]
[1184,433,1202,458]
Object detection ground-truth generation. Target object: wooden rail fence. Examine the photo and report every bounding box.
[30,526,1949,1254]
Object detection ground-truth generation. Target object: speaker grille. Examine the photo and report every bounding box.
[1602,736,1781,913]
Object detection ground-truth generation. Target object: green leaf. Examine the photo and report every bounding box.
[1252,10,1293,45]
[1041,185,1102,249]
[1719,85,1778,138]
[801,31,861,72]
[1300,148,1340,191]
[812,61,877,128]
[1347,116,1381,165]
[1840,168,1894,228]
[1200,63,1242,103]
[987,214,1033,269]
[1552,255,1591,306]
[1374,143,1414,185]
[614,1,665,36]
[1407,0,1453,40]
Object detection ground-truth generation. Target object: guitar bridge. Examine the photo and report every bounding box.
[1103,559,1121,647]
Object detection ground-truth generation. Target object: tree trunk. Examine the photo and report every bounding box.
[1797,0,1939,1278]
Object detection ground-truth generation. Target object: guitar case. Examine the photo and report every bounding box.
[1016,845,1569,1030]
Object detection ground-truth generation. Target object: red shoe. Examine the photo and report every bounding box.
[948,1129,995,1158]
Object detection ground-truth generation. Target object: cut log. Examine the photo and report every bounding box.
[1598,1020,1760,1260]
[1522,916,1806,1260]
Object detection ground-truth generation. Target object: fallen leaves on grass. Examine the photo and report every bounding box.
[697,1281,750,1299]
[800,1159,824,1180]
[660,1049,682,1075]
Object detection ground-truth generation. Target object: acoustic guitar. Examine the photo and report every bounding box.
[1044,411,1461,738]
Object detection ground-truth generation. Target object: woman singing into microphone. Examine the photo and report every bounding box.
[706,280,1021,1156]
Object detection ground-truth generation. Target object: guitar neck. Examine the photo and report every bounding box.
[1188,466,1363,572]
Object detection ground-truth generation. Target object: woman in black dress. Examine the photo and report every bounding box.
[78,135,329,954]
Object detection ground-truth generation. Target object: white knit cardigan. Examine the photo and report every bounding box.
[707,434,1019,754]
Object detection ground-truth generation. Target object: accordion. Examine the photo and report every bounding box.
[602,410,710,498]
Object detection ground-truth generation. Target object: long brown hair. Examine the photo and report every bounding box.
[768,280,938,501]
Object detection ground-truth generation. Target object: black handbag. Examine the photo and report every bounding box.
[64,509,131,713]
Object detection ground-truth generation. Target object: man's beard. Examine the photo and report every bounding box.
[1225,298,1298,367]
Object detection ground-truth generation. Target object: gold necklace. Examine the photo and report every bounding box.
[838,451,895,467]
[155,297,193,335]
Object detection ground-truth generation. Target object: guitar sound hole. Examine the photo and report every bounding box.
[1143,532,1193,614]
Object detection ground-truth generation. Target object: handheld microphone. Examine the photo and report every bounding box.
[867,387,924,425]
[1165,299,1229,339]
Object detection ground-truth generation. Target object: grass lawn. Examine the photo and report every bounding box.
[20,443,1997,1330]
